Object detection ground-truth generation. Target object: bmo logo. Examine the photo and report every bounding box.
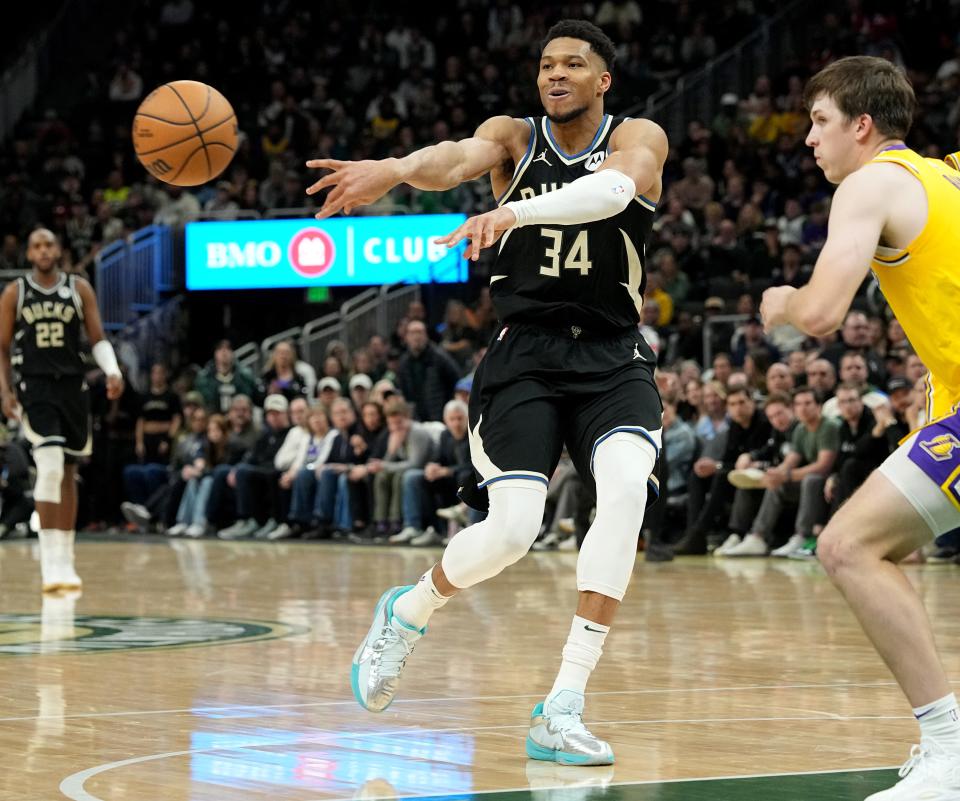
[207,241,282,268]
[289,228,336,277]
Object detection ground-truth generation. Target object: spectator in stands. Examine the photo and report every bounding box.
[905,351,928,386]
[731,317,781,367]
[805,358,837,400]
[195,340,260,414]
[122,363,182,507]
[370,397,433,538]
[255,397,311,539]
[672,157,714,211]
[724,391,799,548]
[821,310,886,387]
[821,352,889,419]
[347,400,388,538]
[392,398,470,546]
[438,300,479,369]
[262,340,312,402]
[168,414,239,538]
[0,435,33,538]
[272,405,338,541]
[396,319,460,422]
[825,383,888,517]
[226,394,258,451]
[662,399,697,499]
[765,362,794,395]
[674,386,770,555]
[317,376,342,413]
[722,387,839,558]
[694,379,728,442]
[348,373,372,412]
[0,234,27,272]
[215,394,291,539]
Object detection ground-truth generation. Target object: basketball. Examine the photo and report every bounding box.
[132,80,238,187]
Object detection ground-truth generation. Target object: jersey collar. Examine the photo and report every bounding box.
[25,273,67,295]
[542,114,612,165]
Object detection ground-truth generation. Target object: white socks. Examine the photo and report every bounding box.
[548,615,609,699]
[393,568,451,629]
[915,693,960,748]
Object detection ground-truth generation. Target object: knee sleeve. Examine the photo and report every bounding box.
[578,431,658,600]
[441,480,547,589]
[33,446,65,504]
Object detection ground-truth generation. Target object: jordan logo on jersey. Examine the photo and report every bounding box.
[532,149,552,166]
[585,151,606,171]
[633,343,643,360]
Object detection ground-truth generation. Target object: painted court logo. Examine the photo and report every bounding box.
[0,614,306,656]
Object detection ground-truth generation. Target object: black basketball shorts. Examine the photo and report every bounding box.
[19,374,92,459]
[461,323,663,511]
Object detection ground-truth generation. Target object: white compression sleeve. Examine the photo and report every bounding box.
[92,340,121,378]
[503,169,637,228]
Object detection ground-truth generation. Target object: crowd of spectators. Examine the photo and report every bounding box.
[3,2,960,563]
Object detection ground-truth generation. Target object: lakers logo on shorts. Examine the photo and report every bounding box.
[919,433,960,462]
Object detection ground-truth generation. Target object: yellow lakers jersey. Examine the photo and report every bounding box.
[868,145,960,419]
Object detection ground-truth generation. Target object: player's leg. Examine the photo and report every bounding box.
[20,387,73,592]
[527,363,662,766]
[54,379,91,591]
[351,370,562,713]
[817,430,960,800]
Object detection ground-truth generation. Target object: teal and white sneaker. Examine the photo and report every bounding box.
[351,586,424,712]
[525,689,614,766]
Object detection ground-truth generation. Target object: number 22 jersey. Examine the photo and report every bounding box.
[490,114,656,334]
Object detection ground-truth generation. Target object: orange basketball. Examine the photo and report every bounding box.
[132,80,238,187]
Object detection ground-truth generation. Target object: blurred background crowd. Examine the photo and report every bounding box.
[2,0,960,563]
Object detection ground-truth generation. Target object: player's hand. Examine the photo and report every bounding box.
[436,206,517,261]
[306,158,400,219]
[106,374,124,400]
[1,390,20,422]
[760,285,797,333]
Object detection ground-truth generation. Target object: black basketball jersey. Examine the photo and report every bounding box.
[491,114,656,334]
[12,274,87,377]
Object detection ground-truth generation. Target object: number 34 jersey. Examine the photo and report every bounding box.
[491,114,656,334]
[12,274,87,378]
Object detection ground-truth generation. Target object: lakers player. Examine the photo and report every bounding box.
[0,228,124,593]
[762,56,960,799]
[307,20,665,765]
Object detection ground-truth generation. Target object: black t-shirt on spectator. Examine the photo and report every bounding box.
[139,389,181,423]
[720,409,772,469]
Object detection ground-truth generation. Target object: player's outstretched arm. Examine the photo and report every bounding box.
[305,116,523,220]
[0,283,20,419]
[76,279,124,400]
[761,165,889,336]
[438,118,668,261]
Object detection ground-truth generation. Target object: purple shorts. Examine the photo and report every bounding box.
[907,411,960,511]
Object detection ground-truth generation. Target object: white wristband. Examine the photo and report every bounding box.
[504,168,637,228]
[92,340,121,378]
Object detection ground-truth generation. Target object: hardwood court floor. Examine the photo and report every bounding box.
[1,536,954,800]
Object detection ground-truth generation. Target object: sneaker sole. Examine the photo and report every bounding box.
[524,736,615,766]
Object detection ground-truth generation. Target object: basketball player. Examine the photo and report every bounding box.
[761,56,960,799]
[307,20,665,765]
[0,228,123,593]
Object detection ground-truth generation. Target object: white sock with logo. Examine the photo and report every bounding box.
[914,693,960,748]
[548,615,609,702]
[393,567,451,629]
